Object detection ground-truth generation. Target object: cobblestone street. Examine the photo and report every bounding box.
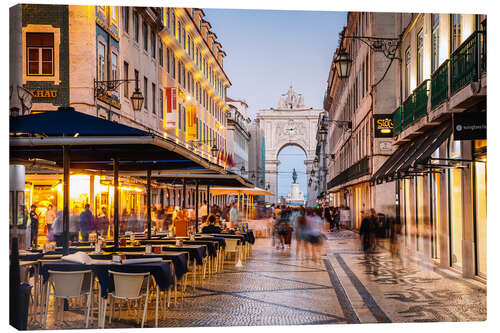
[39,230,486,329]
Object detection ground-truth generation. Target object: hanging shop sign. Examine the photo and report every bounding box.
[453,112,486,140]
[186,105,197,141]
[164,88,177,129]
[373,114,393,138]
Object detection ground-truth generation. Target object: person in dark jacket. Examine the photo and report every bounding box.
[359,209,378,253]
[201,215,222,234]
[30,204,39,248]
[79,204,95,241]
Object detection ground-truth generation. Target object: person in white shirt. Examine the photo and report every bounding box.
[229,202,239,229]
[45,204,56,233]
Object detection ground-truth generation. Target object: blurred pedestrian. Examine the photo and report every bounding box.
[45,204,56,233]
[69,205,80,242]
[295,207,308,260]
[96,206,109,238]
[229,202,239,229]
[359,209,378,253]
[332,207,340,231]
[79,204,95,241]
[52,210,64,246]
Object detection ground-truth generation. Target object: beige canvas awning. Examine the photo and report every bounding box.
[209,186,275,196]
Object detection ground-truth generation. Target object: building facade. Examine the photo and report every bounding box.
[226,97,251,177]
[247,119,266,197]
[375,13,486,280]
[325,12,400,229]
[9,4,234,243]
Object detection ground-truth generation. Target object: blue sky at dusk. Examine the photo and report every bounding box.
[203,8,347,197]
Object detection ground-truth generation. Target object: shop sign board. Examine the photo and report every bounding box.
[164,88,177,129]
[453,112,486,140]
[374,114,393,138]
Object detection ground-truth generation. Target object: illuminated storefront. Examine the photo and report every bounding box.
[25,173,146,241]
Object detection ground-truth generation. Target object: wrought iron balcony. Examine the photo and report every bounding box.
[393,29,486,136]
[413,79,429,120]
[450,30,486,95]
[431,60,449,109]
[327,156,369,189]
[392,106,402,136]
[402,93,415,128]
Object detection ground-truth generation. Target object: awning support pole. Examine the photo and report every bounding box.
[113,157,119,250]
[207,184,211,208]
[147,169,152,239]
[63,145,70,255]
[195,181,199,233]
[182,178,186,209]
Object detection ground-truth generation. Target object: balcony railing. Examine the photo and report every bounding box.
[402,93,415,128]
[413,79,429,120]
[450,30,486,95]
[431,60,449,109]
[327,156,369,189]
[392,106,402,136]
[392,29,486,137]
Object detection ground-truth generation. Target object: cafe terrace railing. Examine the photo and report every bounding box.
[431,60,449,109]
[450,30,486,95]
[327,156,369,189]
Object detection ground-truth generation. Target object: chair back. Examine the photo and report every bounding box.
[225,238,238,253]
[48,270,92,298]
[109,271,150,299]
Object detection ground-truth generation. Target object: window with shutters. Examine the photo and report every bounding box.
[26,32,54,76]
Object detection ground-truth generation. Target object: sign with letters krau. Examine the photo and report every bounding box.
[374,114,393,138]
[453,112,486,140]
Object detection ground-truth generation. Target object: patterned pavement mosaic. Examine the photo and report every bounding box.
[32,230,486,329]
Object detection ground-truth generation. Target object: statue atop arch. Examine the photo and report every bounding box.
[278,85,306,110]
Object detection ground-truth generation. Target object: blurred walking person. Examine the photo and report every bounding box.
[79,204,95,241]
[295,208,308,260]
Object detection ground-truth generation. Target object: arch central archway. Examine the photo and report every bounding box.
[276,144,308,205]
[255,86,323,206]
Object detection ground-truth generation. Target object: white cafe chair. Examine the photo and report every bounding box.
[106,271,151,328]
[43,270,93,329]
[224,238,240,265]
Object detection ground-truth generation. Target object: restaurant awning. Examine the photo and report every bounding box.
[371,120,452,183]
[9,109,224,173]
[117,171,254,187]
[209,187,275,196]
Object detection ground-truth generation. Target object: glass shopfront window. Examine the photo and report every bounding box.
[474,139,487,278]
[404,178,413,247]
[450,167,463,269]
[431,172,441,259]
[416,176,425,252]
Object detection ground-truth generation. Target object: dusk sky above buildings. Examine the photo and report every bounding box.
[203,8,347,198]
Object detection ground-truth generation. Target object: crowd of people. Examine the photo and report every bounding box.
[270,205,328,262]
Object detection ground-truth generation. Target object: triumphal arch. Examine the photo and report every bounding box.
[256,86,323,205]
